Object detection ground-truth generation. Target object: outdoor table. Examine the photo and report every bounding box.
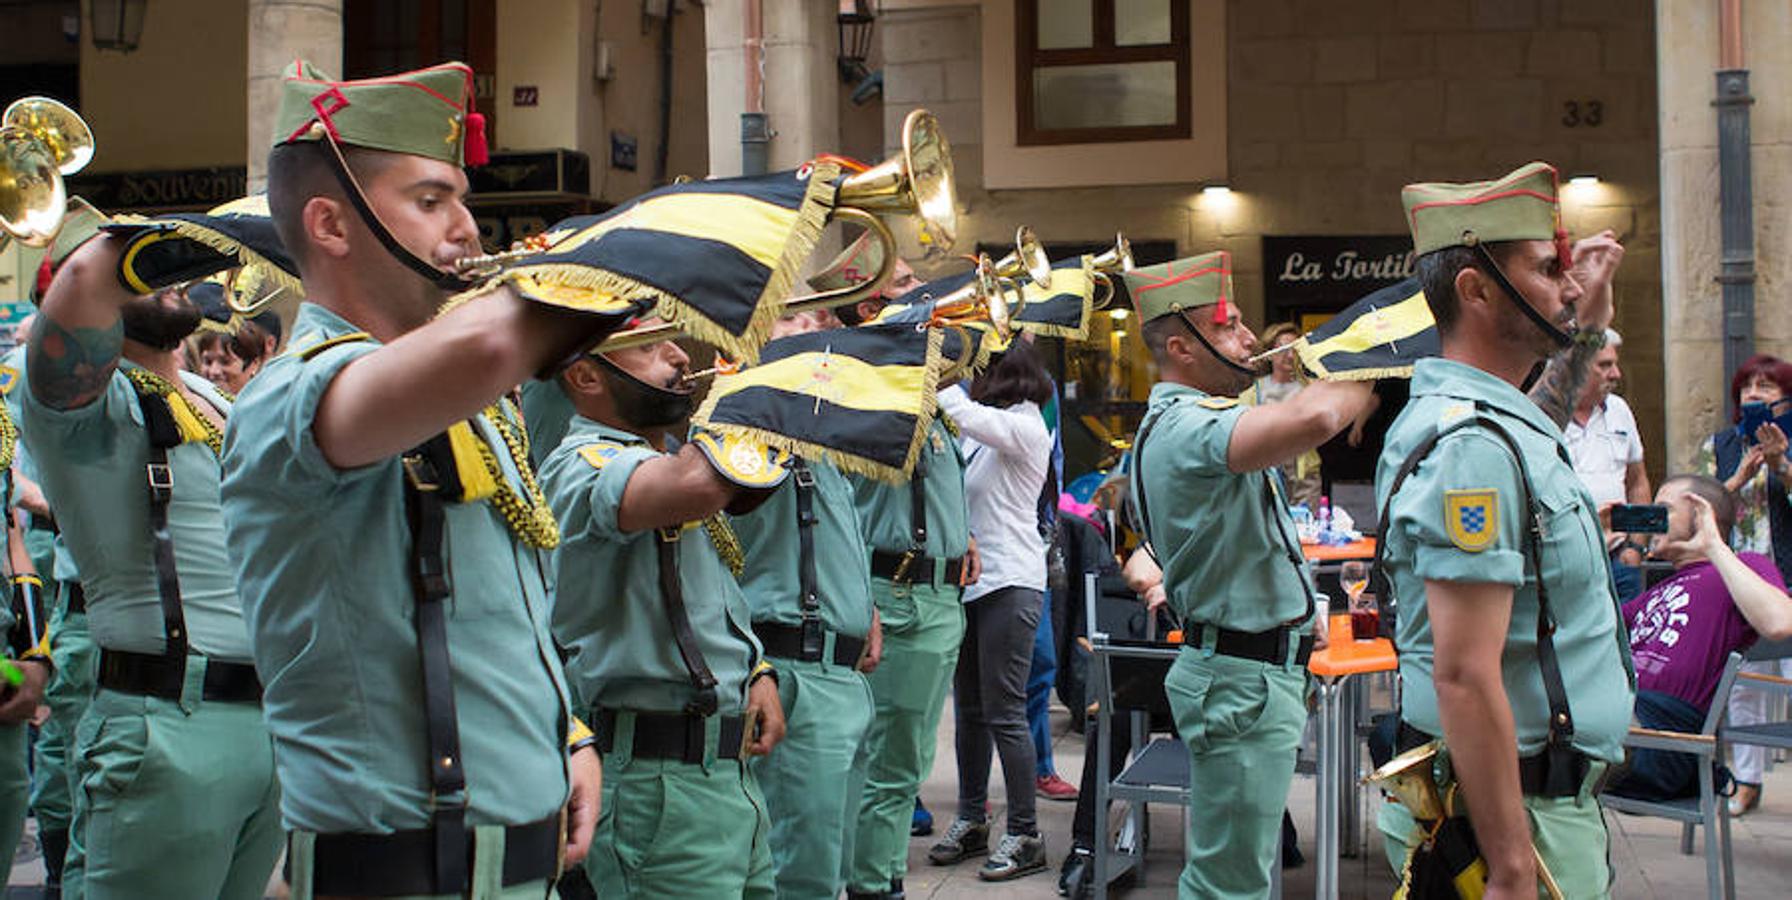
[1308,613,1398,900]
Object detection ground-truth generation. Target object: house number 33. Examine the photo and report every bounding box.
[1562,100,1604,128]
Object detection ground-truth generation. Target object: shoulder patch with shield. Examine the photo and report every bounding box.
[1444,489,1498,552]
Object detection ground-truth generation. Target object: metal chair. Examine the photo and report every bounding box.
[1599,650,1749,900]
[1719,637,1792,778]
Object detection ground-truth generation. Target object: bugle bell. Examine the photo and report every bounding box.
[989,225,1053,291]
[0,97,94,248]
[919,254,1023,340]
[1088,233,1136,310]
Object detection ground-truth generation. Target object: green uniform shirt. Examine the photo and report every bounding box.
[542,416,763,716]
[851,418,969,561]
[22,362,250,660]
[733,457,873,639]
[220,302,572,833]
[1377,358,1635,762]
[1130,382,1314,631]
[519,378,575,470]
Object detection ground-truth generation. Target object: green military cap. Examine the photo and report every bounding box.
[273,60,487,166]
[1121,250,1233,325]
[1402,161,1564,257]
[806,230,885,293]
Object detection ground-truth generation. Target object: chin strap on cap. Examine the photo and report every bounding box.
[313,136,475,293]
[1175,310,1255,378]
[1469,240,1573,349]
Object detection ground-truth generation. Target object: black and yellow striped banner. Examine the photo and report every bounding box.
[487,163,842,363]
[1011,255,1095,340]
[692,322,950,483]
[1292,276,1438,381]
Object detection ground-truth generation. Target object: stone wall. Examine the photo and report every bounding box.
[879,0,1666,479]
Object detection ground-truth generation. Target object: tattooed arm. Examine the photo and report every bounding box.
[28,235,133,411]
[1529,230,1625,428]
[1526,340,1600,428]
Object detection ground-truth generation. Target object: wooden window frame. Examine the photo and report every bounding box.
[1014,0,1191,146]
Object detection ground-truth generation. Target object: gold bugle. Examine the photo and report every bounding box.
[1089,232,1136,310]
[989,225,1053,291]
[0,96,93,247]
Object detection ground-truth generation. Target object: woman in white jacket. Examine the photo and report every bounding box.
[925,340,1055,882]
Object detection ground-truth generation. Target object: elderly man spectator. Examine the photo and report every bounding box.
[1606,474,1792,801]
[1566,328,1651,599]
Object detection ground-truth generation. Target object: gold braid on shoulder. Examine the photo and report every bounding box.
[703,513,745,577]
[477,403,561,550]
[122,368,224,456]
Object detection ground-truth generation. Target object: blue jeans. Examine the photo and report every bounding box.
[1606,689,1708,801]
[1027,593,1057,778]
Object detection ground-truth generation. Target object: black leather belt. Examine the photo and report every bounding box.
[1395,722,1599,799]
[1180,622,1314,666]
[756,621,865,668]
[294,813,559,896]
[96,648,262,704]
[869,549,965,586]
[65,584,85,615]
[594,707,746,763]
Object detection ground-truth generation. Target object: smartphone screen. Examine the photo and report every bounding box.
[1610,503,1669,534]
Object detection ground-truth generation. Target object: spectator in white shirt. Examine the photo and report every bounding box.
[1565,328,1652,599]
[927,341,1054,881]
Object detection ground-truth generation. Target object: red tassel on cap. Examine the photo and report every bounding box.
[1211,297,1230,324]
[464,112,489,167]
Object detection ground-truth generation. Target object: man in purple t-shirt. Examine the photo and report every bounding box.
[1607,474,1792,800]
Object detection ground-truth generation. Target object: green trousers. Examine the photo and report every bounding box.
[848,579,964,892]
[71,675,282,900]
[0,722,27,873]
[1163,649,1306,899]
[32,592,95,888]
[1378,772,1614,898]
[748,654,874,900]
[287,829,552,900]
[587,714,776,899]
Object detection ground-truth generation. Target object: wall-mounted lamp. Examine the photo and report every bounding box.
[1568,174,1600,188]
[1202,184,1232,197]
[838,1,875,84]
[90,0,147,52]
[1108,308,1129,321]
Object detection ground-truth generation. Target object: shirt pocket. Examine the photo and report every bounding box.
[1535,487,1605,598]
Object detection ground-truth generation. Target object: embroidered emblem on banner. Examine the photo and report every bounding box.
[1444,489,1498,552]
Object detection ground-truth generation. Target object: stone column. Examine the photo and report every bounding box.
[1658,0,1792,470]
[703,0,840,178]
[246,0,343,191]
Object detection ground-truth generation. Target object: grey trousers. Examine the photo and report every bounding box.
[953,585,1042,835]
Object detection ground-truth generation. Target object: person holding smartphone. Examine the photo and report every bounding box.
[1605,474,1792,801]
[1695,354,1792,815]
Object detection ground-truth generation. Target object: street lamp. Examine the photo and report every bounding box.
[837,0,875,85]
[90,0,147,53]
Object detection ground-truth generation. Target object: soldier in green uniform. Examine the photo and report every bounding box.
[1375,163,1635,898]
[5,288,99,899]
[0,331,52,895]
[539,330,786,899]
[1121,251,1373,898]
[846,411,977,899]
[731,312,881,900]
[220,61,610,898]
[24,253,281,897]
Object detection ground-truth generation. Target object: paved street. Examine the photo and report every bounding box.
[6,695,1788,898]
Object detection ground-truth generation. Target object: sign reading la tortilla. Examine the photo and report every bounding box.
[1262,235,1416,311]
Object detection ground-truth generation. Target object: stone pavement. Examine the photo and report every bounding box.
[6,698,1790,898]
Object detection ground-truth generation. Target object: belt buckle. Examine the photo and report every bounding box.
[890,550,918,590]
[145,462,174,491]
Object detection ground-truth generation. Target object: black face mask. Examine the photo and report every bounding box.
[121,293,202,352]
[595,355,694,430]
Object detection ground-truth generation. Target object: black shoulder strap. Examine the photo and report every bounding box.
[655,526,721,717]
[792,458,824,656]
[1374,407,1579,788]
[399,434,468,893]
[909,444,929,551]
[130,386,190,661]
[1125,408,1164,566]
